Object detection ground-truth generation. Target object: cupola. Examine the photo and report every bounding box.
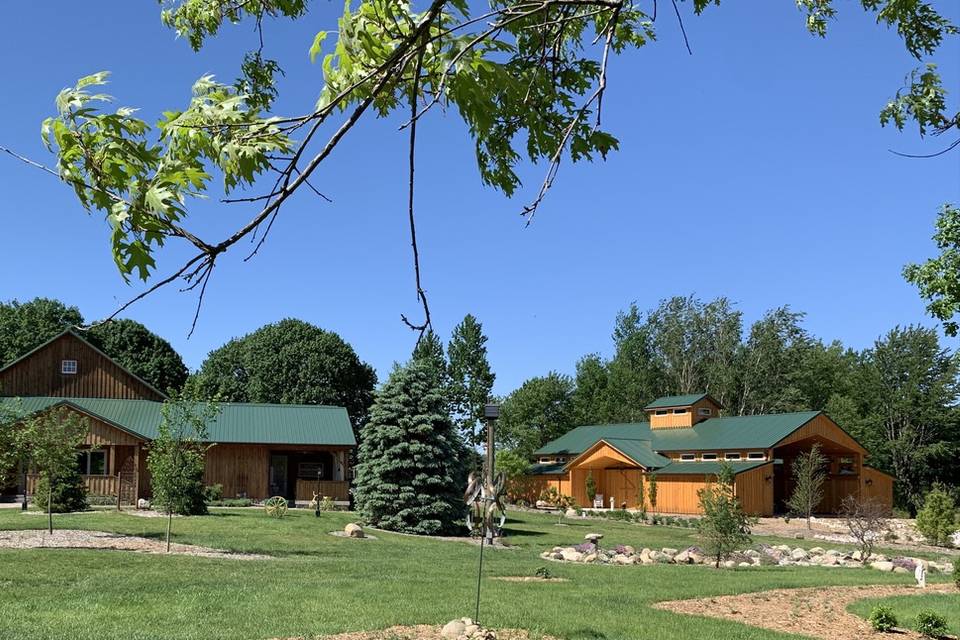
[644,393,722,429]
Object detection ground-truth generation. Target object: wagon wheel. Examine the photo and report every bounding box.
[264,496,288,518]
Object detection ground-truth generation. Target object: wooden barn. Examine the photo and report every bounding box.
[523,393,893,516]
[0,329,355,505]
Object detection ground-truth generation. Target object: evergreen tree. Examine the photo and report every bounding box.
[354,361,465,535]
[915,486,957,546]
[447,314,495,445]
[411,329,448,393]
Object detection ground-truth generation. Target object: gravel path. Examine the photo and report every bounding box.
[0,529,271,560]
[654,583,956,639]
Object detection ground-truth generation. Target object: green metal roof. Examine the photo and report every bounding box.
[597,438,673,470]
[533,411,823,456]
[655,460,772,476]
[2,397,355,446]
[529,462,566,475]
[644,393,710,409]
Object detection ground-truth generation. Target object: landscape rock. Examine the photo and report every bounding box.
[791,548,809,561]
[344,523,365,538]
[441,620,466,639]
[870,561,895,572]
[584,533,604,543]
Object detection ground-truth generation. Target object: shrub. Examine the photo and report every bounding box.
[605,509,631,521]
[574,542,595,554]
[534,566,553,579]
[208,498,253,508]
[914,610,948,638]
[915,486,957,547]
[868,605,898,632]
[203,484,224,503]
[34,469,88,513]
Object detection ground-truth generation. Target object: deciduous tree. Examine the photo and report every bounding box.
[785,443,828,529]
[497,372,574,458]
[88,319,189,393]
[697,463,753,569]
[0,298,82,366]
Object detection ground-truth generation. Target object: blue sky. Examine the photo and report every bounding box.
[1,2,958,395]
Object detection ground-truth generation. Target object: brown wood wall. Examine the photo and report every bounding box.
[774,414,866,454]
[0,333,164,400]
[861,467,895,514]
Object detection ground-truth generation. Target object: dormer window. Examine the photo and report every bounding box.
[747,452,766,461]
[655,409,668,416]
[61,359,77,375]
[698,408,712,416]
[701,453,718,461]
[724,452,742,461]
[680,454,696,461]
[672,408,686,415]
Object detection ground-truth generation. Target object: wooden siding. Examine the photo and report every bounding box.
[649,396,721,430]
[0,333,164,400]
[735,464,774,516]
[861,467,894,514]
[773,413,867,454]
[570,442,635,469]
[27,473,119,497]
[293,479,349,502]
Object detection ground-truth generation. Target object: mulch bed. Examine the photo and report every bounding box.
[654,583,956,640]
[277,626,559,639]
[0,529,270,560]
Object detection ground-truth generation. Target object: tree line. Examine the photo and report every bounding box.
[496,295,960,513]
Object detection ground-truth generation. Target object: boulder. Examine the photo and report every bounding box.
[613,554,635,565]
[723,560,737,569]
[893,567,909,574]
[791,548,809,561]
[560,548,583,562]
[344,523,365,538]
[584,533,604,543]
[441,620,467,639]
[583,553,598,563]
[819,555,839,567]
[674,550,692,564]
[738,562,752,568]
[137,498,150,510]
[808,547,825,555]
[622,545,636,555]
[870,561,895,572]
[662,548,679,556]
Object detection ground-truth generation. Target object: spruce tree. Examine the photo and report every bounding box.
[448,314,495,446]
[354,361,465,535]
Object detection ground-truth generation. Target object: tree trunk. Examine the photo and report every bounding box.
[47,480,53,535]
[166,509,173,553]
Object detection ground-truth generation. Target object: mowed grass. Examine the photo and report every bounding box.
[0,508,952,640]
[849,593,960,635]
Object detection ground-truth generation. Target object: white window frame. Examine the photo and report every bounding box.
[672,408,687,414]
[724,452,742,461]
[747,452,766,461]
[698,407,712,416]
[679,454,696,462]
[61,359,78,375]
[700,453,718,461]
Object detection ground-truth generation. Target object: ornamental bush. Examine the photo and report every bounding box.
[915,486,957,547]
[868,605,898,632]
[34,468,88,513]
[915,610,948,638]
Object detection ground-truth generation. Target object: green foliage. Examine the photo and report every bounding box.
[448,315,495,445]
[353,361,465,535]
[534,565,553,579]
[915,485,957,546]
[410,329,449,393]
[495,448,530,481]
[0,298,83,366]
[87,319,189,393]
[20,407,91,531]
[915,610,949,638]
[647,473,658,512]
[585,471,597,503]
[203,484,224,503]
[696,463,753,568]
[148,395,220,517]
[40,71,291,282]
[785,443,828,529]
[188,319,377,431]
[905,204,960,337]
[497,372,574,458]
[33,468,88,514]
[0,400,24,489]
[954,556,960,590]
[538,485,575,523]
[868,604,898,632]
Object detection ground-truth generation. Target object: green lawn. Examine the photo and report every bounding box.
[848,593,960,635]
[0,507,952,640]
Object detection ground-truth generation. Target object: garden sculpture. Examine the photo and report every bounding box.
[264,496,288,518]
[464,469,507,541]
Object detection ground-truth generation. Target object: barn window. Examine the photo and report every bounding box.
[701,453,718,461]
[680,454,696,461]
[655,409,668,416]
[76,450,106,475]
[61,359,78,375]
[724,452,742,461]
[747,452,766,461]
[698,407,712,416]
[838,456,856,475]
[672,408,687,414]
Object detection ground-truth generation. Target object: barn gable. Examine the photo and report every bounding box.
[0,329,167,401]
